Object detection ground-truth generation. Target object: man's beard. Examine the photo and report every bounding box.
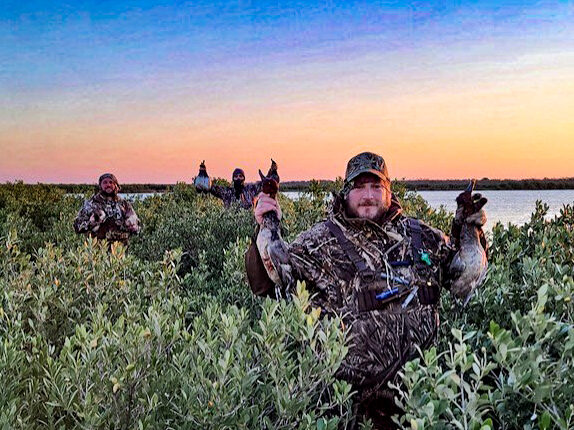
[100,188,118,198]
[233,180,244,199]
[345,201,388,224]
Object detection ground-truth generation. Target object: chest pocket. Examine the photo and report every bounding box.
[354,280,412,312]
[325,220,413,312]
[325,219,439,312]
[104,202,123,222]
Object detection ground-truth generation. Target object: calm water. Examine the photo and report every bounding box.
[119,193,157,200]
[418,189,574,230]
[113,190,574,231]
[284,190,574,231]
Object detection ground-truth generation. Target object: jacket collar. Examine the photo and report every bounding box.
[94,191,120,202]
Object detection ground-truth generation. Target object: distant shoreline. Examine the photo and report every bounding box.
[282,178,574,192]
[4,178,574,193]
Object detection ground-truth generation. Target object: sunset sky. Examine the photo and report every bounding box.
[2,0,573,183]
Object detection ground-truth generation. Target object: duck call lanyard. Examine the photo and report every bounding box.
[325,219,426,311]
[407,218,431,272]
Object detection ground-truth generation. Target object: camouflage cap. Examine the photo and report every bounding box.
[98,173,119,185]
[344,152,389,184]
[232,168,245,178]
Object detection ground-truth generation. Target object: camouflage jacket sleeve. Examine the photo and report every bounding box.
[242,182,262,207]
[121,200,142,234]
[73,198,101,233]
[246,181,262,195]
[286,224,338,292]
[208,184,225,199]
[417,222,455,286]
[210,183,263,209]
[245,222,342,310]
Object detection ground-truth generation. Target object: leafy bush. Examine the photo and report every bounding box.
[395,203,574,429]
[393,330,496,430]
[0,235,352,428]
[0,182,83,254]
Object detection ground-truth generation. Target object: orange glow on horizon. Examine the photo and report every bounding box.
[2,55,573,183]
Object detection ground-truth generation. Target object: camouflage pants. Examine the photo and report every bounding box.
[353,387,402,430]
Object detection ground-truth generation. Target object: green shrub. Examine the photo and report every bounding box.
[393,330,496,430]
[0,182,83,254]
[0,234,352,428]
[395,203,574,429]
[129,185,256,279]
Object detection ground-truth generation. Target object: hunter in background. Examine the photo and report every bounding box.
[194,159,279,209]
[74,173,141,246]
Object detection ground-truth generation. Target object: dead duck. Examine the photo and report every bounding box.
[193,160,211,191]
[256,169,292,294]
[449,179,488,303]
[267,158,279,183]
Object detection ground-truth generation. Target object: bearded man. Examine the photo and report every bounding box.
[74,173,141,246]
[246,152,488,429]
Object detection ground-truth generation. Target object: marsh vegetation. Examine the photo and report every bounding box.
[0,182,572,428]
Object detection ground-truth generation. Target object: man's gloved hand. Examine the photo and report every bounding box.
[254,193,282,225]
[89,209,107,231]
[451,185,488,250]
[417,280,441,305]
[454,192,488,226]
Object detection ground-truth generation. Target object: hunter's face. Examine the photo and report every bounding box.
[233,173,245,183]
[346,173,391,222]
[100,178,118,194]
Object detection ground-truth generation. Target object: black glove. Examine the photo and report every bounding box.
[454,192,487,223]
[417,280,441,305]
[451,182,488,247]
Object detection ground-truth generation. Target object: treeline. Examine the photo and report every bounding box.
[56,183,172,194]
[398,177,574,191]
[284,178,574,191]
[5,177,574,194]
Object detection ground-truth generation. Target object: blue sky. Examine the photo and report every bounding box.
[1,0,573,182]
[5,1,570,92]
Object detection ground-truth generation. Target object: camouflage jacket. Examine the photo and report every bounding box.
[73,193,141,244]
[209,183,262,209]
[246,199,481,390]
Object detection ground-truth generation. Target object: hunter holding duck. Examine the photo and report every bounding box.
[194,159,279,209]
[246,151,488,429]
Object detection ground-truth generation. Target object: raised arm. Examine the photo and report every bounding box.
[245,193,285,296]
